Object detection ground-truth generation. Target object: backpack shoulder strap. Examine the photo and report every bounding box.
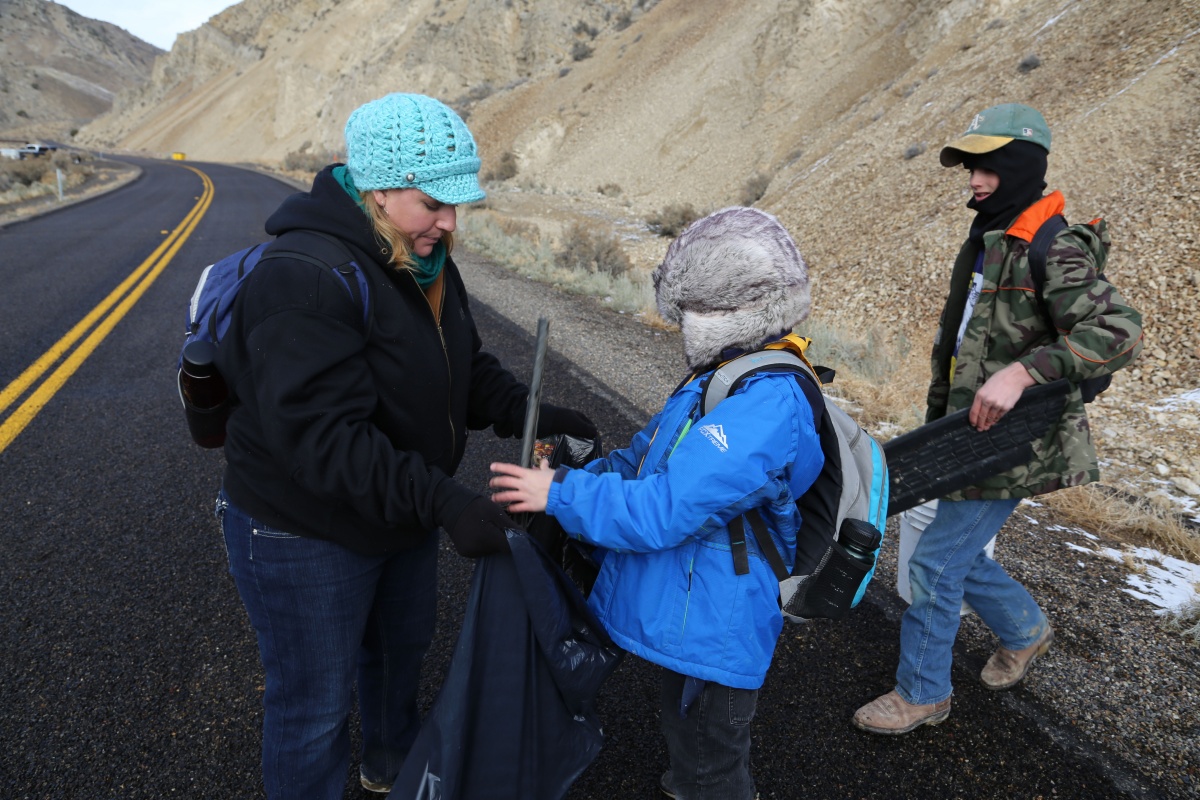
[1027,213,1068,294]
[701,349,820,416]
[701,343,827,582]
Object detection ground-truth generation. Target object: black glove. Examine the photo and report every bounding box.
[536,403,598,439]
[444,496,516,558]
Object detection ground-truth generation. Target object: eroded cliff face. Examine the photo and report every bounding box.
[75,0,1200,396]
[0,0,161,139]
[78,0,649,161]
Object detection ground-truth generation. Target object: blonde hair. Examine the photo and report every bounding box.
[360,191,455,272]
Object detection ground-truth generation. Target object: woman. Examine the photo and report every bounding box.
[213,92,595,799]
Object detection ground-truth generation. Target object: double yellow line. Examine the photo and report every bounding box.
[0,165,214,453]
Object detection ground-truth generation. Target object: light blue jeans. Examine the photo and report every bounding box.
[218,491,438,800]
[896,498,1049,705]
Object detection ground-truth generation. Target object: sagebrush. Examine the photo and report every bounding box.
[555,222,632,278]
[647,203,699,237]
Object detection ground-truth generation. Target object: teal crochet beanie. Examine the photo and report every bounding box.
[344,93,485,205]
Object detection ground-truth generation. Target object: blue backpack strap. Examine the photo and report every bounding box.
[263,230,371,330]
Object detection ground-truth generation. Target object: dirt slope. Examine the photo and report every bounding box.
[73,0,1200,512]
[0,0,161,141]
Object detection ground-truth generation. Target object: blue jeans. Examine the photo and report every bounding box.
[217,492,438,800]
[896,498,1049,705]
[660,670,757,800]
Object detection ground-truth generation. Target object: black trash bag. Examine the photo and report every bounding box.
[524,434,604,595]
[388,530,623,800]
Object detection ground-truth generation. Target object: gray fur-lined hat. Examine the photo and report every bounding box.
[652,206,810,370]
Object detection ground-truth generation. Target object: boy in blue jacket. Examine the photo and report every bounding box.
[490,206,823,800]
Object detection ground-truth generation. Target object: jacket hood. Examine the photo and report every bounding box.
[265,164,385,264]
[653,207,811,371]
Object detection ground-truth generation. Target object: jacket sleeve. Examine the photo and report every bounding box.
[925,303,952,423]
[233,258,476,531]
[581,408,662,479]
[446,264,530,435]
[547,376,820,553]
[1018,227,1144,385]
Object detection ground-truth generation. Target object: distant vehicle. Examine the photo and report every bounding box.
[171,152,187,161]
[18,143,56,157]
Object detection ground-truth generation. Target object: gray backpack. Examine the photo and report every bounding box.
[699,336,889,622]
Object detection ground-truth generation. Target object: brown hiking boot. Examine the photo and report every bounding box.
[980,625,1054,690]
[852,690,951,735]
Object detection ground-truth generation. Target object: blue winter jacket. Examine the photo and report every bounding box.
[545,369,823,689]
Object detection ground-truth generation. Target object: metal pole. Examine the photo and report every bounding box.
[518,317,550,469]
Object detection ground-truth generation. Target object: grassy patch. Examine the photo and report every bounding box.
[459,208,653,314]
[1042,485,1200,565]
[796,316,924,435]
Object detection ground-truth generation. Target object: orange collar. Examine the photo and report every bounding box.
[1006,191,1065,243]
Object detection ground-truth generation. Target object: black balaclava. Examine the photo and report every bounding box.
[961,139,1048,243]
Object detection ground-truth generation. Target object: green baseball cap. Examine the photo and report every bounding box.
[940,103,1051,167]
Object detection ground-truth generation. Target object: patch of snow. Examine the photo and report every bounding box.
[1149,387,1200,412]
[1087,545,1200,611]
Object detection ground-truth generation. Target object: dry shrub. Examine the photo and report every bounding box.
[1161,597,1200,640]
[555,222,631,277]
[484,151,518,182]
[496,216,539,239]
[0,151,93,195]
[739,173,770,206]
[0,157,50,189]
[282,150,333,174]
[647,202,699,237]
[571,41,594,61]
[639,308,675,330]
[1041,484,1200,564]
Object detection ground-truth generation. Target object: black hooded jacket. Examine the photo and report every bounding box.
[216,165,528,555]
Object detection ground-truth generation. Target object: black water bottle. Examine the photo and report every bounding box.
[795,518,882,620]
[839,519,883,566]
[178,340,229,449]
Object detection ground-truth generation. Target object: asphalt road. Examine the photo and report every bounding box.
[0,160,1172,799]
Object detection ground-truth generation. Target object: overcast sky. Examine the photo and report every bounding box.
[55,1,241,51]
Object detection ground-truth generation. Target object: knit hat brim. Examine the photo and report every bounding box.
[416,168,486,205]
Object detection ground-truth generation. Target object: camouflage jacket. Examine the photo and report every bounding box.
[927,191,1144,500]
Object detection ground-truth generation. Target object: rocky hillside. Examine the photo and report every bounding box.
[0,0,161,141]
[77,0,1200,380]
[78,0,651,161]
[72,0,1200,508]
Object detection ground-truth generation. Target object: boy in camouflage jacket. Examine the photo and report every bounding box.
[854,103,1143,735]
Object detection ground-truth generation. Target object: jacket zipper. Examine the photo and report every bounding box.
[413,271,455,458]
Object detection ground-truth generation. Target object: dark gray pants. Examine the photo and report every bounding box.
[660,670,758,800]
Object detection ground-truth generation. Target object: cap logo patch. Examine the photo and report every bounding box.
[1022,127,1033,136]
[968,113,984,131]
